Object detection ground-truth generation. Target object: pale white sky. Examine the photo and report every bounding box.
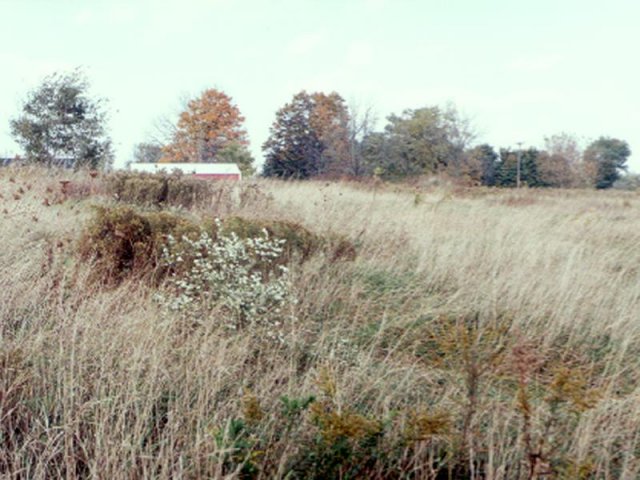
[1,0,639,171]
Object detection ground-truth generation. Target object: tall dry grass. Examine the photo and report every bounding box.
[0,166,639,478]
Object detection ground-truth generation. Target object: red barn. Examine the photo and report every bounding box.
[129,162,242,180]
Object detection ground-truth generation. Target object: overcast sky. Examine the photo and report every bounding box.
[1,0,639,171]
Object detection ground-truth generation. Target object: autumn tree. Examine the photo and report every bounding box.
[310,92,350,176]
[583,137,631,189]
[262,91,350,178]
[10,69,113,169]
[537,133,582,188]
[162,89,249,164]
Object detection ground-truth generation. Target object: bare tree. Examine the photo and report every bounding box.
[147,93,192,149]
[440,103,478,179]
[346,99,377,177]
[443,102,477,152]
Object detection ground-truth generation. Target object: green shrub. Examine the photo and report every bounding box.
[283,371,388,479]
[211,417,261,478]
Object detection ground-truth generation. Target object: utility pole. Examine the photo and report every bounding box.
[516,141,523,188]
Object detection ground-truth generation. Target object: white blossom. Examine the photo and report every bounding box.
[155,222,294,340]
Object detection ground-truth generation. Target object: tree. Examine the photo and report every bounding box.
[262,91,350,178]
[441,104,477,178]
[309,92,350,176]
[537,133,582,188]
[10,69,113,169]
[361,131,391,177]
[583,137,631,189]
[363,104,474,179]
[387,107,451,176]
[463,144,498,186]
[262,92,321,178]
[216,142,255,177]
[162,89,248,163]
[133,142,163,163]
[345,100,377,177]
[495,148,544,187]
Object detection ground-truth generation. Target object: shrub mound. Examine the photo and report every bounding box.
[78,206,201,285]
[78,206,356,286]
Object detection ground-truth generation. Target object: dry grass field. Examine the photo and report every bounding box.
[0,166,639,479]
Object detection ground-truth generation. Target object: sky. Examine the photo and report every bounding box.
[1,0,639,172]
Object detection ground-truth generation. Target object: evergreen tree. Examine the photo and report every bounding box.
[496,148,544,187]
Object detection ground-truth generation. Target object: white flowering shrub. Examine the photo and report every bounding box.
[156,221,295,338]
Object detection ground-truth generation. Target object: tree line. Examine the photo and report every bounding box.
[7,70,633,189]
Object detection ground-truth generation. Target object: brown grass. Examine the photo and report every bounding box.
[0,166,639,478]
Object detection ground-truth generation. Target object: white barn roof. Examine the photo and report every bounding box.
[129,162,241,176]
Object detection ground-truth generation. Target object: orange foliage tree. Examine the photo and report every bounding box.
[310,92,350,176]
[162,89,248,163]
